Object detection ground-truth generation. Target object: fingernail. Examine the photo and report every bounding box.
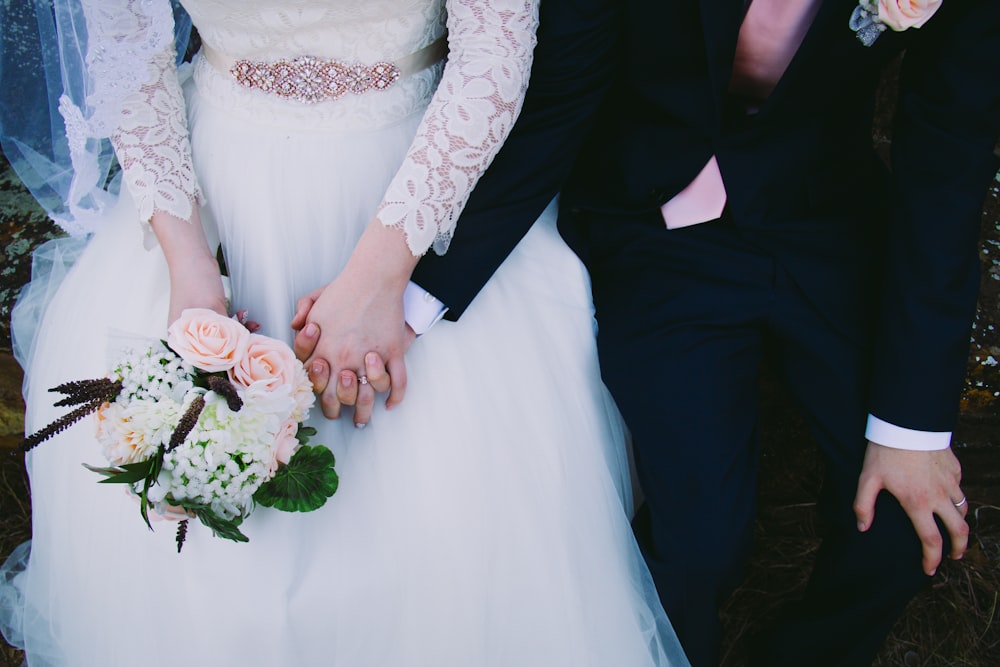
[355,422,367,430]
[365,352,377,366]
[311,362,323,377]
[856,521,865,532]
[340,373,352,388]
[304,323,318,337]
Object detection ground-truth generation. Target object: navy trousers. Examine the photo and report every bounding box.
[567,208,931,667]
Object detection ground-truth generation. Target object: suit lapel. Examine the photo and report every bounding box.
[762,0,855,105]
[707,0,859,118]
[696,0,747,115]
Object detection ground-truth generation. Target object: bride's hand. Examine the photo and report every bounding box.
[149,209,228,324]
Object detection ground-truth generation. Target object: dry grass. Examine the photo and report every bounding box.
[717,398,1000,666]
[0,442,29,667]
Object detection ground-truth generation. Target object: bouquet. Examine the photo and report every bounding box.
[20,308,339,552]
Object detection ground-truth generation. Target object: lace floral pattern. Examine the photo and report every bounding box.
[111,46,202,224]
[79,0,176,137]
[377,0,539,255]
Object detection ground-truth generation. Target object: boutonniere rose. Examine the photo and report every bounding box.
[850,0,943,47]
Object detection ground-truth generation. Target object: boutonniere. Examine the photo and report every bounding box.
[849,0,943,47]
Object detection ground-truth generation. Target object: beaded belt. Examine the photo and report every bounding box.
[201,36,447,105]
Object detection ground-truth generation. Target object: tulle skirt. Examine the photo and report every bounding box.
[0,58,687,666]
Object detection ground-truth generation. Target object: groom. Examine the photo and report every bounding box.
[550,1,999,665]
[297,1,1000,665]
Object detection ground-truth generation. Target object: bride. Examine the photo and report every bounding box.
[0,1,689,665]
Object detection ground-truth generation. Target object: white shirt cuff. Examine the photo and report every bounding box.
[403,281,448,336]
[865,414,952,451]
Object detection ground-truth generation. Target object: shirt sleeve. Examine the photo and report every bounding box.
[403,282,449,335]
[376,0,539,257]
[865,414,952,451]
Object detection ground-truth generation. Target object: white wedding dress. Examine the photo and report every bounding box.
[0,1,688,665]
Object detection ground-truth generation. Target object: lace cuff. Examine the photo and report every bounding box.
[377,0,539,256]
[111,42,202,225]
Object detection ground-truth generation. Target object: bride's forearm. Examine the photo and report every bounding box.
[150,209,220,287]
[149,210,227,321]
[343,217,422,291]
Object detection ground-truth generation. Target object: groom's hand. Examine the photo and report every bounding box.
[853,442,969,576]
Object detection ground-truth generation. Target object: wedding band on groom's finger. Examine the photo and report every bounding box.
[954,496,968,509]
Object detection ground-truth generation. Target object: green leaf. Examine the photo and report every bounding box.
[138,484,153,531]
[148,447,165,484]
[92,459,156,485]
[254,445,338,513]
[138,454,161,531]
[194,508,249,543]
[296,425,317,445]
[85,449,165,531]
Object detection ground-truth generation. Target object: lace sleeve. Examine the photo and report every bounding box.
[376,0,539,256]
[110,42,202,225]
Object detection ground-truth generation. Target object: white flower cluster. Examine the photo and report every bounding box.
[152,384,297,520]
[114,344,195,403]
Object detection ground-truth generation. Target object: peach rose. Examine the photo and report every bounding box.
[167,309,250,372]
[877,0,942,31]
[270,419,301,473]
[228,333,304,393]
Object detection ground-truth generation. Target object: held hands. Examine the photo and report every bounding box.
[291,218,420,427]
[854,441,969,576]
[291,288,416,426]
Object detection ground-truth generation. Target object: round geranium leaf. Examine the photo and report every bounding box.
[254,445,338,512]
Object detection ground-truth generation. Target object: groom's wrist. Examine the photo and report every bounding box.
[404,281,448,335]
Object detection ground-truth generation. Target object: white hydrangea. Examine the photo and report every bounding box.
[156,384,291,520]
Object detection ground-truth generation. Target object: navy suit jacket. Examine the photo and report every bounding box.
[413,0,1000,434]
